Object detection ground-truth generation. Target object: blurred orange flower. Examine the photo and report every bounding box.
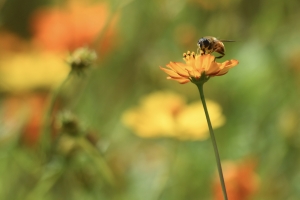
[0,51,69,146]
[1,93,50,146]
[213,160,259,200]
[31,0,117,54]
[22,93,49,146]
[0,31,28,54]
[121,91,225,140]
[160,52,238,84]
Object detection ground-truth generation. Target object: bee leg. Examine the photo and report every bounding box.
[215,53,224,59]
[197,49,205,56]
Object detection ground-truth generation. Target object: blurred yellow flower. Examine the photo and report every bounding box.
[176,101,225,140]
[121,91,225,140]
[0,52,70,93]
[160,52,238,84]
[122,91,184,138]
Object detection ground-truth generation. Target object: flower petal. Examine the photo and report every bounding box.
[160,66,182,78]
[226,59,239,68]
[215,68,230,76]
[194,55,201,71]
[167,77,190,84]
[219,59,239,70]
[200,54,215,71]
[160,52,238,83]
[167,62,190,77]
[206,62,221,76]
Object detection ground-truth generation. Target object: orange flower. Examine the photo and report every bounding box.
[213,160,259,200]
[160,52,239,84]
[22,93,49,146]
[1,93,51,147]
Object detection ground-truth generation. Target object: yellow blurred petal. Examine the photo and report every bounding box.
[121,91,225,141]
[176,100,225,140]
[0,52,70,93]
[121,91,186,138]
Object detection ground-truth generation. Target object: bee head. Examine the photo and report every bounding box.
[197,38,211,49]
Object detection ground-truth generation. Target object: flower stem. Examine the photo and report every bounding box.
[41,72,72,152]
[196,83,228,200]
[76,137,116,187]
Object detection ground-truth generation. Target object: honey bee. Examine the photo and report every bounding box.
[197,36,234,59]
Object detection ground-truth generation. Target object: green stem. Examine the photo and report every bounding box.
[47,72,72,120]
[41,72,72,152]
[196,83,228,200]
[76,138,116,187]
[92,0,134,49]
[25,160,64,200]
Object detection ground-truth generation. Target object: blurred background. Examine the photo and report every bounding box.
[0,0,300,199]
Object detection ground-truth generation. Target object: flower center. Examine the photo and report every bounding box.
[183,51,196,62]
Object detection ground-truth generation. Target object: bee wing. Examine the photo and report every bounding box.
[220,40,235,42]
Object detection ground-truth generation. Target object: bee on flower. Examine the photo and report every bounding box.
[159,48,239,200]
[160,51,238,84]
